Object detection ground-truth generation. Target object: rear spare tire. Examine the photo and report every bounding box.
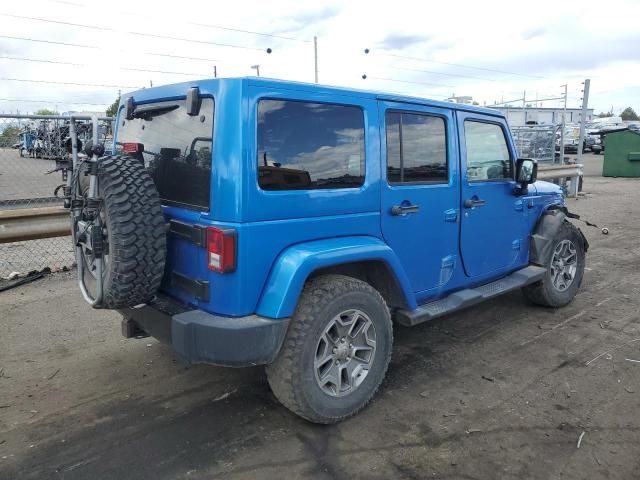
[76,155,166,308]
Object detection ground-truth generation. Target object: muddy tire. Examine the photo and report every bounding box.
[266,274,393,424]
[523,221,586,307]
[77,155,166,308]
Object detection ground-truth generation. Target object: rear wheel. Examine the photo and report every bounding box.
[266,274,393,423]
[523,221,586,307]
[74,155,166,308]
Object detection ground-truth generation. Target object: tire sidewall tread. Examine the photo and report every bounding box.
[267,274,393,424]
[523,221,586,307]
[80,155,166,309]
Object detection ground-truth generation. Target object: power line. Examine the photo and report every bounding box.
[1,77,139,89]
[128,30,266,51]
[1,14,271,52]
[0,55,210,77]
[41,0,310,42]
[144,52,222,63]
[120,67,207,77]
[0,34,97,49]
[360,85,451,99]
[0,97,110,106]
[0,55,83,66]
[367,50,546,80]
[363,75,454,89]
[388,65,500,83]
[0,35,224,64]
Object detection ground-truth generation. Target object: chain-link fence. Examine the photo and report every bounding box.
[511,125,559,164]
[0,114,113,278]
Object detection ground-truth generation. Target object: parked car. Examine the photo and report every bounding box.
[66,78,588,423]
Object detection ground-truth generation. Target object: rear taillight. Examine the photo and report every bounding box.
[122,142,144,154]
[207,227,236,273]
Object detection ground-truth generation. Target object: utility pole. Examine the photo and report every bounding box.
[314,36,319,84]
[576,79,591,166]
[559,84,568,165]
[520,90,526,153]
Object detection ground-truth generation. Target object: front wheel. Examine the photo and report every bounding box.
[523,221,586,307]
[266,274,393,423]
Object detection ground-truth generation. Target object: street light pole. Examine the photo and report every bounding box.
[314,36,319,84]
[559,84,568,165]
[576,79,591,166]
[251,65,260,77]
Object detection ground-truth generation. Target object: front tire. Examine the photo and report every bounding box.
[266,274,393,424]
[523,221,586,307]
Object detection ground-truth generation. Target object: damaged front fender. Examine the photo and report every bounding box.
[529,207,589,267]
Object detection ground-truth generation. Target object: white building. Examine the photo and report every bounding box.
[489,106,594,126]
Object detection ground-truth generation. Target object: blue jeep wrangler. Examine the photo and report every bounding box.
[70,78,587,423]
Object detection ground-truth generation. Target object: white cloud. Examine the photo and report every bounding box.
[0,0,638,114]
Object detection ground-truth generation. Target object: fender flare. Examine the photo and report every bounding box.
[530,206,589,266]
[255,236,416,319]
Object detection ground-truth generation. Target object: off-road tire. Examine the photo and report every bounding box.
[523,221,586,307]
[80,155,166,309]
[266,274,393,424]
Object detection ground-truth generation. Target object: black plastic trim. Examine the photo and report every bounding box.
[168,220,207,247]
[396,265,546,327]
[171,271,209,300]
[117,294,290,367]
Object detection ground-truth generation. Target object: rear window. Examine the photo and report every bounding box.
[116,98,214,210]
[385,111,447,184]
[257,99,365,190]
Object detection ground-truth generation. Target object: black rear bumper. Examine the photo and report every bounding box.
[118,295,289,367]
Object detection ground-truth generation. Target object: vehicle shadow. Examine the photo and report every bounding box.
[10,290,556,480]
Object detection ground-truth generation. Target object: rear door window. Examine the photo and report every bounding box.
[257,99,365,190]
[385,111,447,183]
[116,97,214,210]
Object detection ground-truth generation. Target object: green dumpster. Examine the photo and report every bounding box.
[602,129,640,177]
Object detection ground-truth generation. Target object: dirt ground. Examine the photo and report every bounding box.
[1,153,639,480]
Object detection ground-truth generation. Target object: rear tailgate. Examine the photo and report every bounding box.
[115,97,215,308]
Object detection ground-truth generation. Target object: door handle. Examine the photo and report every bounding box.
[391,204,419,216]
[463,198,487,208]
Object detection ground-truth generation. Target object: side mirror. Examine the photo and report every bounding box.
[515,158,537,195]
[186,87,201,116]
[125,96,135,120]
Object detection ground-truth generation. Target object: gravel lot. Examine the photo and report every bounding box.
[1,154,639,480]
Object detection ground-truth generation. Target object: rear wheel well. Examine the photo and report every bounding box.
[308,261,408,310]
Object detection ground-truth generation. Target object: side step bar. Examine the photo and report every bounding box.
[395,265,546,327]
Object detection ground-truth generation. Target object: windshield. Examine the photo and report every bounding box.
[116,98,214,210]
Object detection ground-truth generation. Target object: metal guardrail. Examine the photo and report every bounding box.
[537,164,583,180]
[0,206,69,243]
[538,163,583,197]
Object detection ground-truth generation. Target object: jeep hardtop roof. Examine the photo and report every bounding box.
[123,77,503,118]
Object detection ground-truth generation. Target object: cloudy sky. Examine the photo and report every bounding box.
[1,0,638,115]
